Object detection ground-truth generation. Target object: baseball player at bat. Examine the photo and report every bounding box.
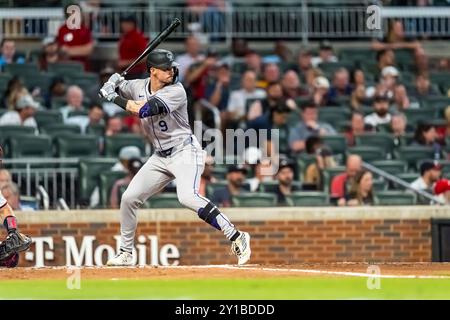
[100,49,251,266]
[0,146,32,268]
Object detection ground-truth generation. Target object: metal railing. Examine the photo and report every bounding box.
[2,5,450,42]
[2,157,79,209]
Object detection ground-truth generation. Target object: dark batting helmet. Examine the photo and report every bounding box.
[146,49,179,71]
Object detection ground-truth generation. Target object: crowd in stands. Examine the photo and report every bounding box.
[1,11,450,209]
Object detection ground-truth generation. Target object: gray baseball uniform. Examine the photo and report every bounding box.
[117,79,239,253]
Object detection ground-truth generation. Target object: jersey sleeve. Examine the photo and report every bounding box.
[153,83,187,113]
[118,79,142,100]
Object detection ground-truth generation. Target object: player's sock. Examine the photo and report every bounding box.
[3,216,17,234]
[198,202,239,241]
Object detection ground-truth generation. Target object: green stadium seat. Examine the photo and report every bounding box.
[375,191,416,206]
[99,171,127,208]
[296,154,316,180]
[420,96,450,111]
[231,193,277,207]
[67,72,99,92]
[396,173,420,185]
[147,193,183,208]
[51,96,67,109]
[4,63,39,77]
[394,146,436,170]
[321,134,348,155]
[68,110,89,118]
[371,160,408,175]
[22,72,54,95]
[404,108,438,126]
[286,192,330,207]
[41,124,81,136]
[47,62,84,75]
[318,62,354,75]
[338,48,376,63]
[86,124,105,136]
[206,180,228,199]
[79,158,116,203]
[372,178,388,191]
[348,146,386,162]
[212,167,228,180]
[54,134,99,157]
[0,125,36,146]
[0,73,11,93]
[355,133,395,155]
[34,110,63,129]
[5,134,52,158]
[104,134,146,157]
[318,108,351,127]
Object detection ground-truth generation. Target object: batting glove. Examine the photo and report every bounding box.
[99,81,119,102]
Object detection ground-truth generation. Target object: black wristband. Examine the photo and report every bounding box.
[113,96,128,110]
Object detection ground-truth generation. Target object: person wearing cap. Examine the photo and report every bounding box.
[38,36,62,71]
[364,94,392,129]
[210,165,249,207]
[305,145,337,191]
[118,15,148,79]
[289,103,336,153]
[410,161,442,192]
[0,94,39,132]
[273,158,301,206]
[110,158,144,209]
[311,76,337,107]
[434,179,450,205]
[175,35,205,82]
[311,40,338,68]
[0,39,25,69]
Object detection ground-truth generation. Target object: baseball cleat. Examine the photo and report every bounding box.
[0,231,32,260]
[231,231,251,265]
[106,251,134,266]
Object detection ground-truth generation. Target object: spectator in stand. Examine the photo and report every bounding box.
[111,146,142,172]
[331,154,362,201]
[211,165,248,207]
[247,81,295,121]
[0,182,29,211]
[117,15,148,79]
[391,113,408,147]
[339,170,375,206]
[289,103,336,154]
[311,40,338,68]
[105,115,125,136]
[351,69,366,88]
[226,70,266,123]
[392,84,417,112]
[221,38,248,67]
[304,146,337,191]
[304,68,324,93]
[199,155,217,198]
[350,85,370,111]
[0,39,25,69]
[437,106,450,138]
[410,161,441,192]
[0,95,39,132]
[434,179,450,205]
[66,102,105,134]
[44,77,67,109]
[311,76,336,107]
[56,5,94,70]
[38,36,63,71]
[378,66,400,99]
[281,70,309,100]
[411,123,443,157]
[184,49,219,100]
[409,74,440,99]
[296,50,313,81]
[273,40,293,62]
[2,76,29,110]
[257,63,281,89]
[364,94,392,129]
[244,49,262,76]
[175,35,205,82]
[60,85,85,121]
[110,158,143,209]
[327,68,353,104]
[376,49,396,73]
[345,111,372,146]
[0,169,12,187]
[205,62,231,112]
[274,158,301,206]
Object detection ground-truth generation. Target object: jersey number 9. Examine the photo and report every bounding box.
[159,120,168,132]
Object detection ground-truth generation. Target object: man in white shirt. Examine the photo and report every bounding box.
[65,102,105,133]
[227,70,266,121]
[364,94,392,129]
[311,40,338,68]
[175,35,205,82]
[60,85,85,121]
[410,161,441,191]
[0,95,39,133]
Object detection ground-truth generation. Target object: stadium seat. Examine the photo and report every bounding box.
[5,134,52,158]
[67,72,99,92]
[318,108,351,127]
[321,134,348,155]
[372,179,388,191]
[51,96,67,109]
[86,124,105,136]
[395,173,420,185]
[371,160,408,175]
[147,193,184,208]
[99,171,127,208]
[0,73,11,93]
[394,146,436,170]
[4,63,39,78]
[404,108,438,126]
[347,146,386,162]
[54,134,99,157]
[212,167,228,180]
[420,96,450,111]
[104,134,146,157]
[79,158,116,203]
[355,133,395,155]
[296,154,316,180]
[68,110,89,118]
[47,62,84,75]
[338,48,376,63]
[22,72,54,95]
[206,180,228,199]
[0,125,36,146]
[375,191,416,206]
[286,192,330,207]
[231,193,277,207]
[34,110,63,129]
[41,124,81,136]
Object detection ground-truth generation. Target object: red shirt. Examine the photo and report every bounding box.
[119,29,148,75]
[330,173,348,199]
[57,24,93,70]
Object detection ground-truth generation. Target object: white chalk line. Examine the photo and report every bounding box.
[3,264,450,279]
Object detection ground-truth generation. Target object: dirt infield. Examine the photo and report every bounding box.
[2,263,450,280]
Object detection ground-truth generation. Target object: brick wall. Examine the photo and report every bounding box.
[6,210,433,267]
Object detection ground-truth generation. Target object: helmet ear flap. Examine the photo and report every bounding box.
[172,67,179,84]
